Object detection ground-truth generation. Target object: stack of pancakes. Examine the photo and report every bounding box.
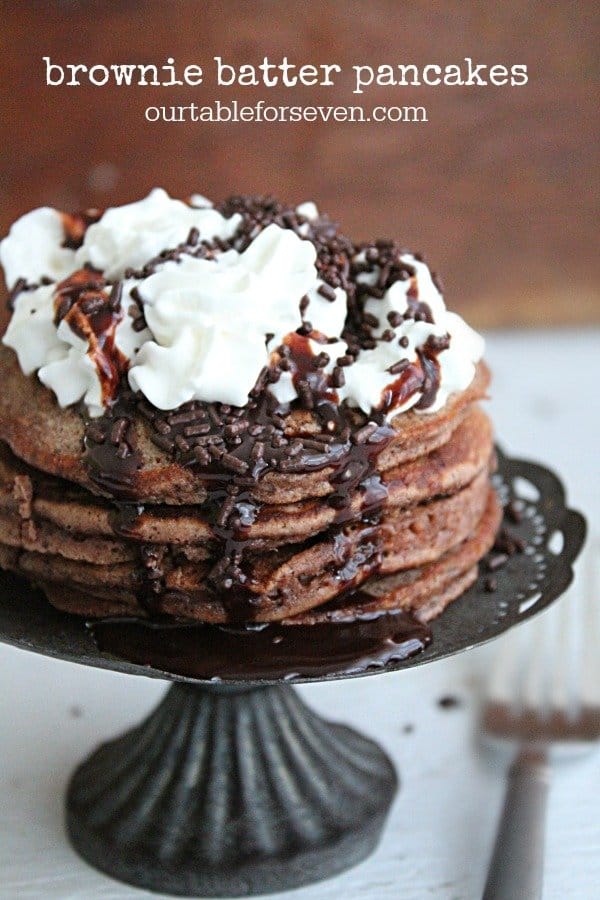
[0,342,500,626]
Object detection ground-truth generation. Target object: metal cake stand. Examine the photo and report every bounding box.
[0,450,586,897]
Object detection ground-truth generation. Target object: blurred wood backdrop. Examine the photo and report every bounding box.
[1,1,597,327]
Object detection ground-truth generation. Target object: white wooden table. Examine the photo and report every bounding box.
[1,330,598,900]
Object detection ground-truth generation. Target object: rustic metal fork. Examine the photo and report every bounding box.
[481,541,600,900]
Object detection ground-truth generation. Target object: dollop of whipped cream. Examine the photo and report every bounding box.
[1,189,484,420]
[0,207,77,289]
[2,278,150,417]
[128,225,319,409]
[340,253,484,414]
[79,188,241,279]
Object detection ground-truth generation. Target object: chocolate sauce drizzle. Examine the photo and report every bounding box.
[53,268,128,408]
[84,390,142,497]
[91,609,432,681]
[60,210,102,250]
[45,195,452,622]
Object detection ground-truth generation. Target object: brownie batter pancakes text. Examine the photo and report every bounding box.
[41,55,529,125]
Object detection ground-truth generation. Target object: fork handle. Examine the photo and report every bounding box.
[483,746,549,900]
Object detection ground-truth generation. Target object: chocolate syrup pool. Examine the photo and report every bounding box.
[90,608,431,681]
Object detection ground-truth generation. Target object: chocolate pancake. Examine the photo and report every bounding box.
[0,406,493,548]
[0,513,136,564]
[287,489,502,624]
[0,343,489,505]
[37,489,501,625]
[0,475,494,624]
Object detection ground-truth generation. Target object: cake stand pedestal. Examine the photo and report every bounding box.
[67,682,396,896]
[0,451,586,896]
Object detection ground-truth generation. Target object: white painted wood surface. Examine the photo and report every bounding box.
[1,330,598,899]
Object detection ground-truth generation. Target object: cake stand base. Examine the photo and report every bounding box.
[66,682,397,897]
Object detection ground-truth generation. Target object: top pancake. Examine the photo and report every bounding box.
[0,405,493,546]
[0,343,490,505]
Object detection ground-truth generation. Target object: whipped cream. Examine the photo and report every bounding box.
[129,224,318,408]
[0,189,240,289]
[1,189,484,421]
[346,252,484,415]
[77,188,241,279]
[0,208,76,289]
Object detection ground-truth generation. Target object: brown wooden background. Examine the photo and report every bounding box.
[1,1,598,327]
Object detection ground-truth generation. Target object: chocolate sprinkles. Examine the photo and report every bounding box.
[73,192,460,605]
